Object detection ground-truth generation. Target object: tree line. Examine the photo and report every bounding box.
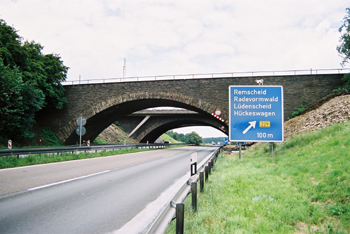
[165,130,203,145]
[0,19,68,145]
[335,8,350,92]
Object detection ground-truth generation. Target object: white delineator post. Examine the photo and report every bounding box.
[8,139,12,149]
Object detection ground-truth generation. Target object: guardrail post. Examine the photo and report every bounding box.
[176,203,185,234]
[205,165,209,181]
[191,182,197,212]
[200,171,204,192]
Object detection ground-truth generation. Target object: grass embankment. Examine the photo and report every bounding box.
[160,133,183,143]
[166,122,350,234]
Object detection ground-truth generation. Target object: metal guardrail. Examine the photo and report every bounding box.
[62,68,350,86]
[145,146,222,234]
[3,144,221,233]
[0,143,185,157]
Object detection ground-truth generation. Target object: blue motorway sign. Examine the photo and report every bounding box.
[229,86,284,142]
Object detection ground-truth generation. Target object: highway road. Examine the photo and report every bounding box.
[0,146,218,234]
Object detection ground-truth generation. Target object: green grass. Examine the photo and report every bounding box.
[0,147,162,169]
[0,144,186,169]
[166,122,350,234]
[160,133,183,143]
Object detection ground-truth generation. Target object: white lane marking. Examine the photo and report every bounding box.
[28,170,110,191]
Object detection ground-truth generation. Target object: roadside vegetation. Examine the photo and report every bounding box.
[166,122,350,233]
[203,137,228,145]
[0,145,184,169]
[288,100,309,120]
[0,130,185,169]
[0,19,68,145]
[165,130,203,145]
[160,133,182,143]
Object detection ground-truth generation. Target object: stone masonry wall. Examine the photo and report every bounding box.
[37,74,344,143]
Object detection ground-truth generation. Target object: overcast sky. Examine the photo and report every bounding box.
[1,0,349,137]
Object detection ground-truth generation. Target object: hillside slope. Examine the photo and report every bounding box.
[96,124,179,144]
[285,94,350,139]
[94,124,138,144]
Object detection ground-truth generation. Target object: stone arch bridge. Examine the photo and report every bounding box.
[37,73,345,145]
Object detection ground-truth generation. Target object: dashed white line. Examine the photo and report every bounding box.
[28,170,110,191]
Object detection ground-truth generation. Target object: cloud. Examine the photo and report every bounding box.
[1,0,348,137]
[1,0,349,81]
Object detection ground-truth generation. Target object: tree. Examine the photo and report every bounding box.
[172,132,179,140]
[0,19,68,143]
[0,60,25,139]
[21,41,68,110]
[0,58,45,140]
[178,133,186,142]
[165,130,175,138]
[334,8,350,93]
[165,130,180,141]
[185,132,203,145]
[0,19,26,68]
[337,8,350,66]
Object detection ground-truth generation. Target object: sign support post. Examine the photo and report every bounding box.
[76,116,87,147]
[239,142,242,159]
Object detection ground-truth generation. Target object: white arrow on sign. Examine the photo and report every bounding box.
[242,121,257,134]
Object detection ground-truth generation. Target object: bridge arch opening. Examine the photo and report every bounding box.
[137,117,228,143]
[59,92,228,145]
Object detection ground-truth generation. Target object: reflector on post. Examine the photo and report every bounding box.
[190,152,197,176]
[8,139,12,149]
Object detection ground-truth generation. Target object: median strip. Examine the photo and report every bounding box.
[28,170,111,191]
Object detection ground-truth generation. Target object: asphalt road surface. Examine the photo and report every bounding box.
[0,146,218,234]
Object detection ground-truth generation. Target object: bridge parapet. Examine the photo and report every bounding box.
[130,109,198,116]
[62,68,350,85]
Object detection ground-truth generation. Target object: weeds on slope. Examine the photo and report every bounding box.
[166,122,350,234]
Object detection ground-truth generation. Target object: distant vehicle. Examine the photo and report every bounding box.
[220,140,229,146]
